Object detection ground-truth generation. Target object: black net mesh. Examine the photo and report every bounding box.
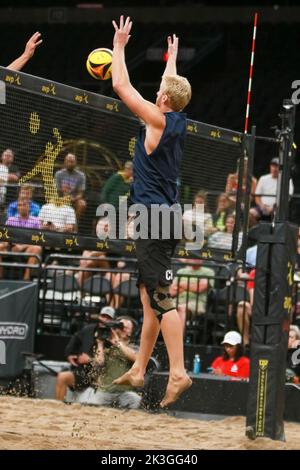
[0,67,247,259]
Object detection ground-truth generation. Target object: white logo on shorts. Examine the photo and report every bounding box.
[165,270,173,281]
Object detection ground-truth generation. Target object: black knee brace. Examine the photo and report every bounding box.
[148,285,175,320]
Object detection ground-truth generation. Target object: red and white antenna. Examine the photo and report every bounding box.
[244,12,258,134]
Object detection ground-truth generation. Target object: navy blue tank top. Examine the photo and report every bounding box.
[130,112,187,207]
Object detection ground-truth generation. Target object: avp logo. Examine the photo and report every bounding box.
[292,348,300,366]
[165,270,173,281]
[0,323,28,340]
[0,340,5,364]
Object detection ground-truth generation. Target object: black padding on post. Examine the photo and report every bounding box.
[246,222,298,441]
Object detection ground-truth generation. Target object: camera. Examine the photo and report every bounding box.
[95,319,124,342]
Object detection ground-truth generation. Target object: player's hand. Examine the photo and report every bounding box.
[109,328,122,346]
[23,32,43,59]
[68,355,78,367]
[167,34,179,61]
[112,15,132,48]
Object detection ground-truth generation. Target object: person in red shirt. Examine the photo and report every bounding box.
[210,331,250,379]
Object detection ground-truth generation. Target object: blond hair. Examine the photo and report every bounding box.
[163,75,192,112]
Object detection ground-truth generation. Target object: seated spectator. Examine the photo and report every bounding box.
[0,199,42,280]
[246,245,257,268]
[255,157,294,219]
[55,153,86,219]
[226,159,257,204]
[7,184,40,218]
[170,259,215,330]
[39,199,77,233]
[183,191,214,245]
[287,325,300,379]
[6,198,41,230]
[207,214,243,251]
[100,161,133,208]
[212,193,234,232]
[56,310,141,409]
[0,162,8,206]
[1,148,20,183]
[210,331,250,379]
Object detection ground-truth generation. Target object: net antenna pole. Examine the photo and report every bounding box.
[244,12,258,135]
[232,13,258,261]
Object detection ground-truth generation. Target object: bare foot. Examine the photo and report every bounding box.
[160,374,192,408]
[113,370,144,388]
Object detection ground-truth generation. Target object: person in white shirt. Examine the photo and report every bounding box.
[255,157,294,217]
[0,164,8,205]
[39,201,77,233]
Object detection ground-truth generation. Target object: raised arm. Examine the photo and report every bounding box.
[7,32,42,71]
[162,34,178,78]
[112,15,164,128]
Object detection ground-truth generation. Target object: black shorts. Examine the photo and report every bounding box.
[135,237,178,290]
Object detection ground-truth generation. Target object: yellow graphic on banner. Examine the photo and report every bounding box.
[256,359,269,437]
[106,101,119,113]
[210,129,221,139]
[284,296,292,313]
[31,232,46,244]
[128,137,137,157]
[65,237,79,248]
[0,228,10,240]
[96,240,109,251]
[287,261,293,287]
[74,93,89,104]
[19,126,70,206]
[29,112,40,134]
[5,74,21,86]
[125,244,134,253]
[187,122,198,133]
[41,83,56,96]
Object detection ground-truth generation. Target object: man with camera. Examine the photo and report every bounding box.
[55,306,141,409]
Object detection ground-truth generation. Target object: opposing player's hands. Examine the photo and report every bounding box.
[23,32,43,59]
[167,34,178,61]
[112,15,132,48]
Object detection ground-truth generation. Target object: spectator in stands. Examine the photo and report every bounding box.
[55,153,86,219]
[210,330,250,379]
[211,193,234,232]
[76,251,110,288]
[183,191,214,244]
[39,198,77,233]
[6,198,41,230]
[169,259,215,330]
[225,159,257,204]
[55,309,141,409]
[0,149,20,205]
[1,149,20,183]
[207,214,243,251]
[0,161,8,206]
[7,32,42,71]
[255,157,294,219]
[287,325,300,379]
[0,199,42,280]
[7,184,40,218]
[100,161,133,208]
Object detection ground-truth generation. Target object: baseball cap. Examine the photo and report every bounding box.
[221,331,242,346]
[271,157,279,165]
[100,306,115,319]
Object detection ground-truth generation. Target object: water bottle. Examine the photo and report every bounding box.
[193,354,201,375]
